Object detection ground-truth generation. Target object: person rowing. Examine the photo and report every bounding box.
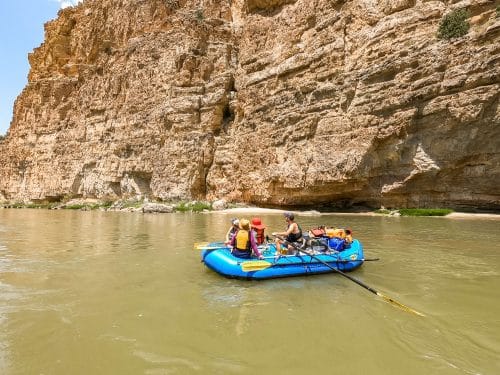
[272,212,303,255]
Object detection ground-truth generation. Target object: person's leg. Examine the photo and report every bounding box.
[275,238,284,256]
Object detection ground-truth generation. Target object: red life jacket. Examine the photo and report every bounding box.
[310,228,325,237]
[254,228,265,245]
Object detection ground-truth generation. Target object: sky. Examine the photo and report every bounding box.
[0,0,81,136]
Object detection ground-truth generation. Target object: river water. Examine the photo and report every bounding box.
[0,209,499,374]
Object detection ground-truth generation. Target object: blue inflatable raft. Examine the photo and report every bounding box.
[201,239,364,280]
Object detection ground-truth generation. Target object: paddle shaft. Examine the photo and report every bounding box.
[277,237,378,292]
[261,255,379,262]
[275,235,424,316]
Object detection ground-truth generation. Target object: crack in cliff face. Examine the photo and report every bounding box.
[0,0,499,209]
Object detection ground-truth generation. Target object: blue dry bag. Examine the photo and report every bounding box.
[328,237,345,251]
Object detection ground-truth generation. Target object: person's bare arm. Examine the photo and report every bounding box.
[272,223,295,237]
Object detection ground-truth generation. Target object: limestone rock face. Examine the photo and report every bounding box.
[0,0,499,210]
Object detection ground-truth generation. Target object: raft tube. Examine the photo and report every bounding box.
[201,240,364,280]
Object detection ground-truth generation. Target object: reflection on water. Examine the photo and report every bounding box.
[0,209,499,374]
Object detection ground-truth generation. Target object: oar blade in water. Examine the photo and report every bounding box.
[377,292,425,317]
[273,235,424,317]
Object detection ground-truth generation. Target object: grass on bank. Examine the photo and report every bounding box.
[399,208,454,216]
[1,199,213,213]
[3,201,114,210]
[174,201,212,212]
[375,208,454,216]
[9,202,59,209]
[64,201,114,210]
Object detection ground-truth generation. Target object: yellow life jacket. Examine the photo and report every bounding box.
[235,229,251,252]
[325,228,346,239]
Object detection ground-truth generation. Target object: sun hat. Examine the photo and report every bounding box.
[250,217,266,229]
[239,219,250,230]
[283,212,294,220]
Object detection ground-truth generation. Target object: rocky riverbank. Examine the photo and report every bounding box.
[2,198,499,220]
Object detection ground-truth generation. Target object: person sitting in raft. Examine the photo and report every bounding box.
[224,218,239,245]
[230,219,264,260]
[250,217,266,245]
[272,212,303,255]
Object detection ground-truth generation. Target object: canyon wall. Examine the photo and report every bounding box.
[0,0,499,209]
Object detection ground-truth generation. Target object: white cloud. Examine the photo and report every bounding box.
[55,0,82,8]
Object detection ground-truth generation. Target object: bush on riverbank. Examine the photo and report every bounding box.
[399,208,454,216]
[375,208,454,216]
[65,201,114,210]
[3,202,61,209]
[174,201,212,212]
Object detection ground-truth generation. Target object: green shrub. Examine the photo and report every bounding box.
[120,200,144,209]
[25,203,52,209]
[5,202,56,209]
[65,204,86,210]
[438,9,470,39]
[174,201,212,212]
[374,209,391,215]
[101,200,114,208]
[399,208,454,216]
[190,201,212,212]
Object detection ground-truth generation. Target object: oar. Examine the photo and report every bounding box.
[194,242,210,248]
[309,257,380,262]
[196,245,231,250]
[194,241,227,250]
[241,260,273,272]
[275,235,424,317]
[240,257,379,272]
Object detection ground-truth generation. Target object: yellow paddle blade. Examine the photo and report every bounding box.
[198,246,230,250]
[241,260,272,272]
[377,292,425,317]
[194,242,227,250]
[194,242,209,249]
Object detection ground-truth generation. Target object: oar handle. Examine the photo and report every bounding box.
[276,236,378,293]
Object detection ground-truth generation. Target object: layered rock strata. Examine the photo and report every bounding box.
[0,0,499,209]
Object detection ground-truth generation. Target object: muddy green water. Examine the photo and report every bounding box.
[0,209,499,374]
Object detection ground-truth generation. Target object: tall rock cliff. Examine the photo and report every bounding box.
[0,0,499,209]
